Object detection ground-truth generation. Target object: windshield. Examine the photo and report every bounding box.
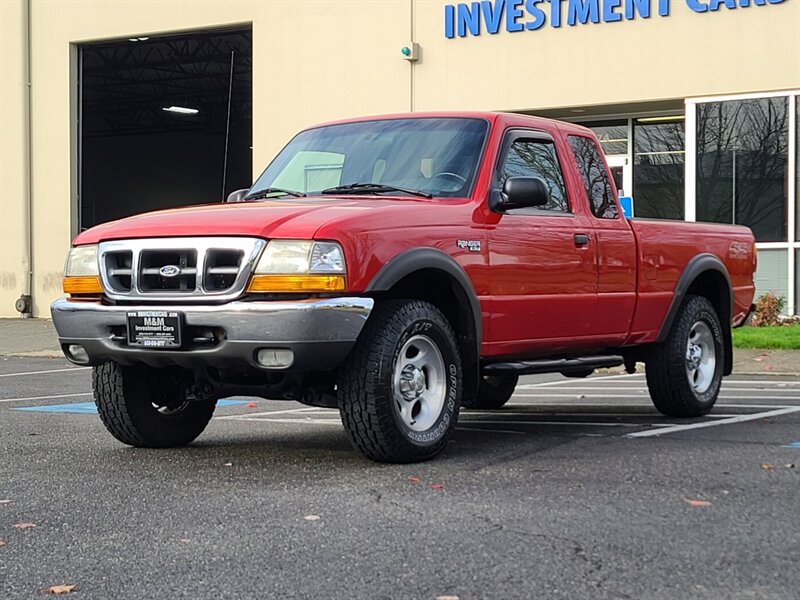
[248,117,489,199]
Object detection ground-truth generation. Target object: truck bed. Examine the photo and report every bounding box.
[627,219,756,344]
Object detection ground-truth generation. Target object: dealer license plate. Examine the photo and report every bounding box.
[126,311,182,348]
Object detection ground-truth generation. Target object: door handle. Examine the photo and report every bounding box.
[574,233,591,247]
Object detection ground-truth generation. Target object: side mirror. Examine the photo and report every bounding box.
[490,176,549,212]
[225,188,248,203]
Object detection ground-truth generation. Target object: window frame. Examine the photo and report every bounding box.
[567,134,621,221]
[492,128,574,217]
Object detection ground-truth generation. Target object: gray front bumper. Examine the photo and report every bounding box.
[50,297,373,371]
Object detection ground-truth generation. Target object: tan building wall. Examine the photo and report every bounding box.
[0,0,31,319]
[414,0,800,111]
[1,0,798,317]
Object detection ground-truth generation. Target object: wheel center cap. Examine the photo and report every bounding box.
[399,365,426,400]
[687,344,702,367]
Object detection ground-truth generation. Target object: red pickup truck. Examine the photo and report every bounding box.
[51,112,756,463]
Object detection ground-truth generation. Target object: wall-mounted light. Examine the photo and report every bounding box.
[128,37,150,42]
[401,42,419,62]
[162,106,199,115]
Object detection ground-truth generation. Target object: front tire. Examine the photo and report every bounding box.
[646,295,724,417]
[338,300,462,463]
[93,362,216,447]
[463,375,519,409]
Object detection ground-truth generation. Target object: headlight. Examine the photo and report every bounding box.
[253,240,345,274]
[64,245,99,276]
[63,244,103,295]
[248,240,346,293]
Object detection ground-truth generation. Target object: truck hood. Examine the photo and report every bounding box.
[73,196,430,244]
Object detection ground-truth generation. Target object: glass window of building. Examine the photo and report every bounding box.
[632,117,685,220]
[796,97,799,242]
[583,120,628,156]
[696,97,789,242]
[754,249,789,300]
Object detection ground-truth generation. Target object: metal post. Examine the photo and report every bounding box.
[221,50,235,201]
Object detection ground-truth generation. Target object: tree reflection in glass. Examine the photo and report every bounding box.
[633,119,685,220]
[696,98,788,242]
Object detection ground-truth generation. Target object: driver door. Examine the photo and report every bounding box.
[486,130,597,355]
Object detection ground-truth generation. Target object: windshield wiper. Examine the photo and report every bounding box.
[321,182,432,199]
[245,187,307,200]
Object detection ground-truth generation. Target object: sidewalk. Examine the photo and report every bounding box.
[1,317,798,375]
[0,318,61,358]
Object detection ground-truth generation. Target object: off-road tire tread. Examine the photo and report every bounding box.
[646,295,724,418]
[338,300,461,463]
[94,362,147,446]
[93,362,215,448]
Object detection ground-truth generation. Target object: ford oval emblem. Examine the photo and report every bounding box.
[159,265,181,278]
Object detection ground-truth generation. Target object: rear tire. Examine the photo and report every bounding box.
[93,362,216,448]
[646,295,724,417]
[463,375,518,409]
[338,300,462,463]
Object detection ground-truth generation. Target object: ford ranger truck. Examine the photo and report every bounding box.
[51,112,757,463]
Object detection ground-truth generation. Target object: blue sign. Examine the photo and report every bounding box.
[444,0,787,38]
[619,196,634,218]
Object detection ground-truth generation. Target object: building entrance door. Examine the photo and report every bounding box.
[605,155,631,198]
[606,155,633,217]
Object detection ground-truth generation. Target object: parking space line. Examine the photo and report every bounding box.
[626,407,800,438]
[705,403,796,409]
[459,419,644,427]
[457,426,526,435]
[517,386,799,393]
[520,374,644,388]
[217,407,331,420]
[224,417,342,425]
[513,393,800,402]
[0,392,92,403]
[515,393,649,399]
[713,380,800,386]
[0,367,90,378]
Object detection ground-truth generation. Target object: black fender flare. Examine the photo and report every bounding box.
[365,248,482,396]
[657,253,733,375]
[366,247,482,349]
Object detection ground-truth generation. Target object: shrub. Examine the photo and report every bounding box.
[750,291,785,327]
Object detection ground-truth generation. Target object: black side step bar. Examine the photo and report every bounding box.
[481,355,624,376]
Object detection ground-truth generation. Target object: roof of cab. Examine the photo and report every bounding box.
[301,111,594,137]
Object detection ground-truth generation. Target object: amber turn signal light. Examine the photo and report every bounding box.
[63,276,104,295]
[247,274,346,293]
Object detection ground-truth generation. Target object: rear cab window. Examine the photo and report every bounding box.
[567,135,619,219]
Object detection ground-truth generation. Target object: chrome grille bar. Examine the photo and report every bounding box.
[98,237,266,302]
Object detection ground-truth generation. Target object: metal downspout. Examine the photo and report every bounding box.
[18,0,33,317]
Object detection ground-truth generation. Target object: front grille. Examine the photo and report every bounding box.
[97,237,265,302]
[139,249,197,292]
[204,249,244,292]
[104,250,133,292]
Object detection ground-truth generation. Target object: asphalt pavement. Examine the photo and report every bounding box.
[1,355,798,599]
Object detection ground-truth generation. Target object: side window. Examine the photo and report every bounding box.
[568,135,619,219]
[499,139,569,213]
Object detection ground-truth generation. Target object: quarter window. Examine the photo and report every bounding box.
[568,135,619,219]
[499,139,569,212]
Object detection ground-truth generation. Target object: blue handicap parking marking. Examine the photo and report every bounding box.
[784,441,800,449]
[17,402,99,414]
[15,399,248,414]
